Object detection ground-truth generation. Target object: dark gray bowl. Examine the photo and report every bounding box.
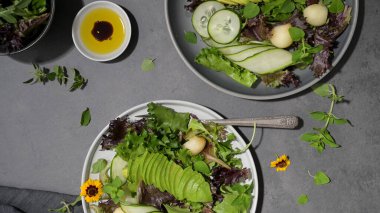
[0,0,55,55]
[165,0,358,100]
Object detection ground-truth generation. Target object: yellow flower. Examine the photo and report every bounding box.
[270,154,291,172]
[80,179,103,203]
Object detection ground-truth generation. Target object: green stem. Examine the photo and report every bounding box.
[323,85,336,129]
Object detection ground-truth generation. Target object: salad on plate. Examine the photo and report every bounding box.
[184,0,352,88]
[82,102,256,213]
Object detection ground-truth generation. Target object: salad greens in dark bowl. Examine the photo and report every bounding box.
[0,0,55,55]
[165,0,358,100]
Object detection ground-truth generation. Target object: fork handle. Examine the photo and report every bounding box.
[205,116,300,129]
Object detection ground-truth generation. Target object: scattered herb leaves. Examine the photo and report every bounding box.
[297,194,309,205]
[48,195,81,213]
[24,64,87,92]
[313,171,331,185]
[81,107,91,126]
[292,39,323,69]
[243,2,260,19]
[184,31,197,44]
[91,158,107,173]
[300,83,349,153]
[141,58,156,72]
[69,69,88,92]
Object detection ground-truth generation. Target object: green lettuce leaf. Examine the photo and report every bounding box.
[213,183,253,213]
[195,48,257,87]
[147,102,190,132]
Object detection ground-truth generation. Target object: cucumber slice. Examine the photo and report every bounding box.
[225,46,276,62]
[110,155,128,184]
[218,44,264,55]
[202,37,238,48]
[192,1,225,38]
[208,9,241,44]
[120,204,159,213]
[235,48,293,74]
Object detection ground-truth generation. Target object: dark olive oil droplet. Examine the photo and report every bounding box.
[91,21,113,41]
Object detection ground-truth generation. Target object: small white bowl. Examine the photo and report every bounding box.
[72,1,131,62]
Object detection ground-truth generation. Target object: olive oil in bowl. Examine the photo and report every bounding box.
[72,1,132,61]
[80,8,125,54]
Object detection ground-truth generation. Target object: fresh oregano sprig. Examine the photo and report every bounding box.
[300,83,350,153]
[24,64,87,92]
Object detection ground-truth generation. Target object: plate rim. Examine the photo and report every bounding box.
[81,100,259,212]
[164,0,359,100]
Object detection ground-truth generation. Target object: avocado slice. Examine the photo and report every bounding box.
[157,158,170,192]
[170,165,184,200]
[195,182,213,202]
[135,151,148,182]
[141,153,155,183]
[186,173,204,202]
[161,159,171,192]
[145,153,160,185]
[151,154,165,189]
[183,171,200,200]
[167,162,179,195]
[153,155,167,191]
[176,167,193,200]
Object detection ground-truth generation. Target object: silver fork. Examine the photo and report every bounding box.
[135,115,300,129]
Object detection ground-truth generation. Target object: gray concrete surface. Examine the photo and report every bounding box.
[0,0,379,212]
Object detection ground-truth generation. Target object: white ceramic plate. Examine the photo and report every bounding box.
[72,1,131,61]
[81,100,259,212]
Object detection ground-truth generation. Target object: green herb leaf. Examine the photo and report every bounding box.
[328,0,344,13]
[314,171,331,185]
[23,78,34,84]
[81,107,91,126]
[193,161,211,176]
[243,2,260,19]
[300,132,320,142]
[280,0,295,13]
[310,111,328,121]
[297,194,309,205]
[289,27,305,42]
[312,83,330,97]
[69,69,87,92]
[141,58,156,72]
[91,158,107,173]
[184,31,197,44]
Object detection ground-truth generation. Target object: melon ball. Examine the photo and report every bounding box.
[270,23,293,48]
[303,4,329,27]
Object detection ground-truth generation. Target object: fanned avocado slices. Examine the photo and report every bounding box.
[128,151,213,203]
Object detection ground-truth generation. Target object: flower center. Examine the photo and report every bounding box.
[276,160,287,168]
[86,185,98,197]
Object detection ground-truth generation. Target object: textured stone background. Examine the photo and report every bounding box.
[0,0,378,212]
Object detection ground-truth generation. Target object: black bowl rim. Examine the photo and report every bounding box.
[165,0,359,100]
[0,0,56,56]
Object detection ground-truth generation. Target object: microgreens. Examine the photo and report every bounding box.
[324,0,345,13]
[243,2,260,19]
[300,83,349,153]
[184,31,197,44]
[24,64,87,92]
[292,39,323,69]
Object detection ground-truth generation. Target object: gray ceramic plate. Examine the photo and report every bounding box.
[165,0,358,100]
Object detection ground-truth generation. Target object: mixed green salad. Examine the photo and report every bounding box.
[0,0,50,53]
[87,103,254,213]
[185,0,352,88]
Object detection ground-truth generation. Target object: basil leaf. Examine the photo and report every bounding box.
[310,111,328,121]
[81,107,91,126]
[141,58,156,72]
[314,171,331,185]
[312,83,330,97]
[184,31,197,44]
[300,132,320,142]
[297,194,309,205]
[328,0,344,13]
